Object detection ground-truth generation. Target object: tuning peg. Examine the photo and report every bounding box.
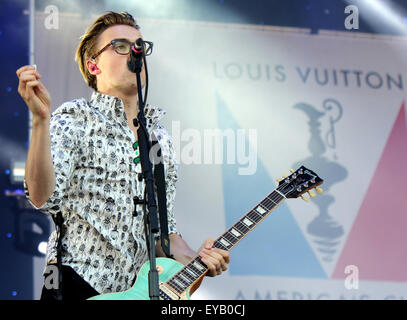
[308,191,316,198]
[276,178,282,183]
[301,195,309,202]
[282,173,289,178]
[290,169,294,173]
[316,187,323,194]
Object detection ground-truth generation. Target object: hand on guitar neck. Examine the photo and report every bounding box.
[158,234,230,277]
[197,237,230,277]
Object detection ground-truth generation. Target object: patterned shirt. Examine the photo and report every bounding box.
[24,91,180,294]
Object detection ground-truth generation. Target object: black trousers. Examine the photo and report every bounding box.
[40,265,99,301]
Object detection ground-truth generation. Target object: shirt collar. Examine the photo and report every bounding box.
[89,91,166,128]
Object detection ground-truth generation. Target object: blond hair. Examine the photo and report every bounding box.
[75,11,140,91]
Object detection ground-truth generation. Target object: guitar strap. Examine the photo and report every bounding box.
[152,137,173,259]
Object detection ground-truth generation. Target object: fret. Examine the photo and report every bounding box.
[230,227,242,238]
[267,191,284,204]
[213,240,228,250]
[219,237,232,248]
[247,210,262,223]
[235,220,250,234]
[188,259,206,277]
[242,217,255,227]
[261,197,276,210]
[181,269,194,279]
[255,204,267,215]
[175,276,189,288]
[265,195,277,206]
[213,228,241,252]
[192,259,206,272]
[274,189,286,199]
[227,191,285,240]
[224,231,239,244]
[167,257,209,294]
[169,278,185,292]
[184,267,199,278]
[187,262,203,277]
[178,272,192,284]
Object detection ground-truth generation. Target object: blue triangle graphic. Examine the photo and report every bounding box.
[216,92,327,278]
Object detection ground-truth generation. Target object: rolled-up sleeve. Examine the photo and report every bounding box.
[24,103,81,217]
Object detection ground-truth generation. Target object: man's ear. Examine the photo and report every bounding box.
[86,59,100,75]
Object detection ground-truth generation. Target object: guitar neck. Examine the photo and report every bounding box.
[166,188,286,294]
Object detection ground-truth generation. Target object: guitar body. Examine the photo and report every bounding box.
[88,258,191,300]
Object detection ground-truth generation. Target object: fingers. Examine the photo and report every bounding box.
[15,65,51,120]
[17,65,41,88]
[16,65,34,77]
[19,78,42,100]
[199,246,230,277]
[20,71,41,80]
[26,80,40,89]
[200,254,227,276]
[203,238,214,250]
[19,74,39,86]
[203,248,230,269]
[17,66,42,99]
[18,71,41,85]
[199,255,218,276]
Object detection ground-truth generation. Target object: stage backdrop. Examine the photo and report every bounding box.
[32,11,407,300]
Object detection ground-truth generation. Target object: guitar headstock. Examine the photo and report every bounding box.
[276,166,323,201]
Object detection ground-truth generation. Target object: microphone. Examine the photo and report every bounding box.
[132,38,144,57]
[127,38,145,73]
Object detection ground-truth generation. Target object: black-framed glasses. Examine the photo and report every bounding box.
[91,38,153,60]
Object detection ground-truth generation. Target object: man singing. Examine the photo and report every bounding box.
[17,11,229,300]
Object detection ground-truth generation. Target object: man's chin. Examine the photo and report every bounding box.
[116,78,145,94]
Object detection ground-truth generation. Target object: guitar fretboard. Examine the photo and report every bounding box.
[166,189,286,294]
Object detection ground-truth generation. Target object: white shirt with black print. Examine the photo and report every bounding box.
[24,91,180,294]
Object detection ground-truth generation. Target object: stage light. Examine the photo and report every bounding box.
[5,160,51,257]
[10,161,25,184]
[345,0,407,34]
[37,241,48,255]
[14,210,50,257]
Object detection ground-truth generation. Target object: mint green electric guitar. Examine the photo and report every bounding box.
[88,166,323,300]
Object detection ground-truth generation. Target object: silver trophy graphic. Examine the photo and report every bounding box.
[292,99,347,262]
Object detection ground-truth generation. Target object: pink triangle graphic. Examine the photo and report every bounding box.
[332,101,407,281]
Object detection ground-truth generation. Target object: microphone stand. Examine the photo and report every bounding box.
[128,42,160,300]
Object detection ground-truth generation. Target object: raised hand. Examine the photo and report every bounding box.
[16,65,51,121]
